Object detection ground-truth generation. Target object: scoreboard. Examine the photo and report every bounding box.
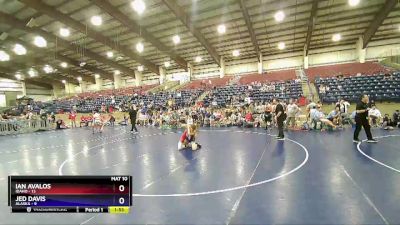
[8,176,132,213]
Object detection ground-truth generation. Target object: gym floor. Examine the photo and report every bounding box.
[0,126,399,225]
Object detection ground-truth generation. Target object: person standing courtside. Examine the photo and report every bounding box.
[353,94,377,143]
[273,99,286,140]
[129,105,138,133]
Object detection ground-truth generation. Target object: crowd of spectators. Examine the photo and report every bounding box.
[1,75,400,135]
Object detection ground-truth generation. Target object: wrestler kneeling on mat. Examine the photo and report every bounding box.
[178,124,202,151]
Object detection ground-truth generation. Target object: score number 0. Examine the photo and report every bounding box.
[118,177,128,205]
[112,176,129,205]
[118,184,125,205]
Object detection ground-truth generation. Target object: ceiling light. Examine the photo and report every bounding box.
[15,73,22,80]
[43,65,53,74]
[90,15,102,26]
[138,65,144,71]
[77,76,82,82]
[107,51,113,58]
[62,80,66,84]
[60,62,68,68]
[136,42,144,53]
[131,0,146,15]
[332,33,341,42]
[172,35,180,44]
[33,36,47,47]
[95,74,100,79]
[274,10,285,22]
[164,61,171,68]
[232,50,240,57]
[59,28,70,37]
[217,24,226,34]
[348,0,360,6]
[195,56,202,63]
[13,44,27,55]
[114,70,120,75]
[28,68,37,77]
[0,50,10,61]
[278,42,286,50]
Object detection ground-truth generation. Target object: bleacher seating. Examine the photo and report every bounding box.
[75,84,156,98]
[305,61,391,81]
[316,72,400,103]
[180,77,231,90]
[130,89,204,108]
[203,80,303,107]
[239,70,297,85]
[40,68,306,112]
[46,88,204,113]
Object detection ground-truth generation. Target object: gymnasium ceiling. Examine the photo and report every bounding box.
[0,0,399,87]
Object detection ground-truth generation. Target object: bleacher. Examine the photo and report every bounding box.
[316,72,400,103]
[41,70,306,112]
[75,84,156,98]
[203,80,303,107]
[179,77,231,90]
[239,69,297,85]
[46,85,156,113]
[130,89,204,108]
[305,61,391,81]
[47,88,205,113]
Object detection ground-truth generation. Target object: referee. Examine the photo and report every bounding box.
[273,98,285,140]
[129,105,138,133]
[353,94,377,143]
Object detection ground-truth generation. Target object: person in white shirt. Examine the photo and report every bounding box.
[92,111,104,133]
[310,105,337,129]
[319,85,326,94]
[306,101,317,122]
[368,104,382,126]
[339,99,350,114]
[111,95,116,105]
[286,99,300,128]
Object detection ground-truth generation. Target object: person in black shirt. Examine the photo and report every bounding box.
[129,105,138,133]
[353,94,377,143]
[393,110,400,126]
[273,99,286,140]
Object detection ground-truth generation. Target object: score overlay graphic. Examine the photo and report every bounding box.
[8,176,132,213]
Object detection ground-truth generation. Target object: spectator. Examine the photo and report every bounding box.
[393,110,399,127]
[286,99,300,128]
[56,119,68,130]
[79,116,87,127]
[109,114,115,127]
[306,101,317,122]
[310,105,337,129]
[368,105,382,127]
[382,114,395,130]
[69,111,77,128]
[273,98,286,140]
[327,106,342,126]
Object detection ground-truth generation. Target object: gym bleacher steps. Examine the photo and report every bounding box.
[301,81,310,100]
[308,82,320,102]
[298,68,312,101]
[169,82,189,91]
